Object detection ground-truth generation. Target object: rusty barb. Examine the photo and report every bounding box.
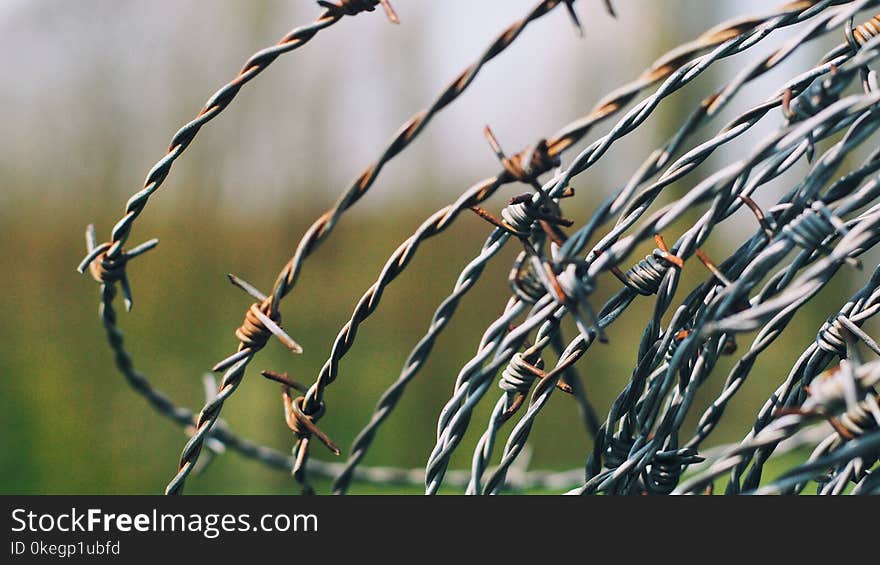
[775,357,880,441]
[608,234,684,296]
[262,370,340,456]
[563,0,617,36]
[77,224,158,311]
[212,274,303,373]
[470,125,573,240]
[317,0,399,24]
[498,350,576,424]
[848,12,880,48]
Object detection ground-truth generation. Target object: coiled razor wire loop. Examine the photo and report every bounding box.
[166,0,609,495]
[333,0,852,494]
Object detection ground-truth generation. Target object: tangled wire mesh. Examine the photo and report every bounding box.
[79,0,880,495]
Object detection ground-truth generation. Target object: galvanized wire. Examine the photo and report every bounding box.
[675,353,880,494]
[567,98,880,495]
[468,43,869,495]
[552,43,880,494]
[498,56,876,494]
[421,0,879,495]
[333,0,852,494]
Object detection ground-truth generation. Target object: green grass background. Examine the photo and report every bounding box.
[0,197,841,494]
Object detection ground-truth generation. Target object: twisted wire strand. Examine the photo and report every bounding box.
[468,67,840,490]
[718,258,880,492]
[425,297,561,493]
[76,0,393,494]
[690,219,880,495]
[322,1,880,495]
[333,0,840,494]
[168,0,588,495]
[659,114,880,438]
[562,0,879,263]
[481,307,630,494]
[86,275,595,491]
[99,1,393,261]
[583,195,880,494]
[79,227,402,483]
[265,0,587,321]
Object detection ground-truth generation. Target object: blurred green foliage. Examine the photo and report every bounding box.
[0,193,844,494]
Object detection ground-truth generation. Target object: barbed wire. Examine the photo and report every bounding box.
[74,0,403,490]
[78,0,880,495]
[544,26,880,494]
[467,39,873,495]
[164,0,620,495]
[421,0,880,495]
[569,98,880,494]
[675,351,880,494]
[496,44,880,496]
[332,0,853,494]
[567,114,880,494]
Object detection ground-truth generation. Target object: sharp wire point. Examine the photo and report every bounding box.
[251,307,304,354]
[227,273,269,302]
[120,275,134,312]
[564,1,584,36]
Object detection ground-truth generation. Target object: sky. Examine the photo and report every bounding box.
[0,0,845,222]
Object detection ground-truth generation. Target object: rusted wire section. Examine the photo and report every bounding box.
[95,1,396,263]
[319,0,398,22]
[166,0,605,495]
[264,373,341,495]
[166,275,304,495]
[851,13,880,45]
[76,1,392,494]
[264,0,594,315]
